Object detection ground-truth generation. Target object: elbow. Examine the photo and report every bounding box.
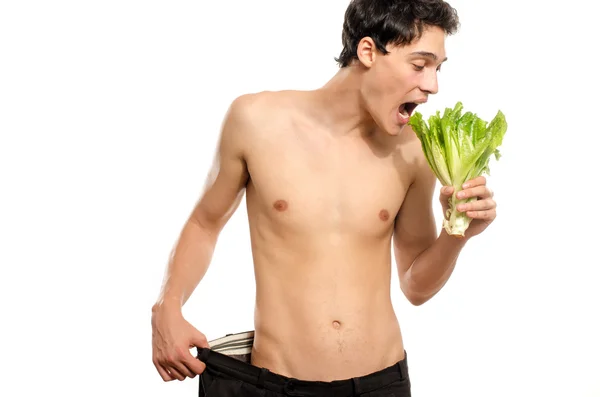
[407,291,428,306]
[400,279,430,306]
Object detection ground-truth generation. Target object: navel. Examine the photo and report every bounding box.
[332,320,341,329]
[273,199,288,212]
[379,209,390,221]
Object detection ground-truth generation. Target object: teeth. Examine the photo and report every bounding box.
[399,105,409,117]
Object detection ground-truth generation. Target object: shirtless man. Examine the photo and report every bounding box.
[151,1,497,396]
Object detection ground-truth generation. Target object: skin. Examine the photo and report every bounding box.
[151,25,496,382]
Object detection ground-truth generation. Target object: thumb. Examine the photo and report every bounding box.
[186,329,209,374]
[439,186,453,217]
[190,328,210,349]
[439,185,453,203]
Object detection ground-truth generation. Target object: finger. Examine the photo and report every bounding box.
[439,187,454,208]
[154,357,175,382]
[456,185,491,200]
[440,186,454,197]
[161,352,191,381]
[466,209,496,220]
[170,345,201,379]
[155,363,175,382]
[166,365,187,381]
[170,358,197,379]
[183,352,207,375]
[457,199,496,212]
[462,176,486,189]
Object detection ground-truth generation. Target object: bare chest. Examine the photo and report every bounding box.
[245,130,413,237]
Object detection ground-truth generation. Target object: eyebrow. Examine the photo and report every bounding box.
[410,51,448,63]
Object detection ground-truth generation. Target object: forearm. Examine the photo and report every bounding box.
[153,219,218,313]
[404,230,468,305]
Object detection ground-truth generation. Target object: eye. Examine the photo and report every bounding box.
[412,64,425,71]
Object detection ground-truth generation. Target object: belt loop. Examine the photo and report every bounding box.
[256,368,269,388]
[396,361,405,380]
[352,377,362,395]
[397,356,409,380]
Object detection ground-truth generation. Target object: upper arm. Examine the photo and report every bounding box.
[393,141,439,286]
[189,95,254,231]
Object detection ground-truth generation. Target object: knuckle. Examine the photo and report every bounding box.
[174,348,186,360]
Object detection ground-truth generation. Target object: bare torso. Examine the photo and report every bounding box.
[237,90,424,380]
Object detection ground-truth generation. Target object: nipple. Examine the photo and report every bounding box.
[379,209,390,221]
[273,200,288,212]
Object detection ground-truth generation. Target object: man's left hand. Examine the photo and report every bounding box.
[440,175,496,239]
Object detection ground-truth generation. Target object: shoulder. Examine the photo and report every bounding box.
[224,92,267,126]
[219,90,306,154]
[227,90,305,120]
[219,92,271,146]
[223,90,309,137]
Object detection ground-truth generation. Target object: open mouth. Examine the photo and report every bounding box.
[398,102,418,118]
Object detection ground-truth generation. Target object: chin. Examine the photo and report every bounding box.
[395,123,409,135]
[384,119,408,136]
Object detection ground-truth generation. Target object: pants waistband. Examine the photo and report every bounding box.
[197,347,409,396]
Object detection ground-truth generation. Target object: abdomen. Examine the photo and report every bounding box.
[248,223,405,380]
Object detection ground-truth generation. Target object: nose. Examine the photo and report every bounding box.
[420,69,439,95]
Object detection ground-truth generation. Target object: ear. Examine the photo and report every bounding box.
[356,37,377,67]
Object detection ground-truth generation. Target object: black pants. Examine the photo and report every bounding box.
[197,347,411,397]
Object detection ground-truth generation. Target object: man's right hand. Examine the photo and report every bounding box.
[151,304,209,381]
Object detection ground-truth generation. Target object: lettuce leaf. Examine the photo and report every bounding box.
[408,101,507,237]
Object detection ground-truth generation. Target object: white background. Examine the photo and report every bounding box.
[1,1,599,396]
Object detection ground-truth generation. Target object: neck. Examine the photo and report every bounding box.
[314,66,378,138]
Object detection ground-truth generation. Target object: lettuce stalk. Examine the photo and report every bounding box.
[408,102,507,237]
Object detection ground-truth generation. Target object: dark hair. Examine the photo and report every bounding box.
[335,0,460,67]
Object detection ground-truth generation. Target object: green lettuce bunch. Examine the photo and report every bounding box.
[408,101,508,237]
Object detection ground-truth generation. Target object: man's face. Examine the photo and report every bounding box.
[359,26,448,136]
